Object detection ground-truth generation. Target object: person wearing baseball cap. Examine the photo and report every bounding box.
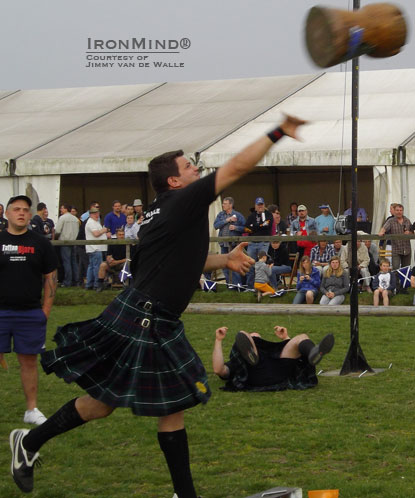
[0,195,58,426]
[244,196,274,289]
[315,203,335,235]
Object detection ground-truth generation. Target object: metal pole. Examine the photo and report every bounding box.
[340,0,373,374]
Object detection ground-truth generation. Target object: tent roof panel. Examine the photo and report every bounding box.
[202,69,415,167]
[15,74,316,173]
[0,83,162,161]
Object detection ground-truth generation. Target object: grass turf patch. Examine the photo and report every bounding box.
[0,307,414,497]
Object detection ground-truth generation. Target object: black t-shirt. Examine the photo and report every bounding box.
[131,172,217,314]
[30,215,55,240]
[107,244,126,261]
[0,217,8,232]
[0,230,58,309]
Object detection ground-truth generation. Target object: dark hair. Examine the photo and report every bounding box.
[290,202,298,209]
[61,203,70,211]
[89,200,99,208]
[267,204,279,214]
[112,200,121,207]
[148,150,183,194]
[258,250,267,259]
[37,202,47,211]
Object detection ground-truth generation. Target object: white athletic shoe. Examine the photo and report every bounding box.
[23,408,47,426]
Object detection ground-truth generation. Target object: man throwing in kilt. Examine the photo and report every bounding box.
[10,115,306,497]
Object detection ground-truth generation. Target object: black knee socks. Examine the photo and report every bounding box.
[158,428,197,498]
[23,398,86,453]
[298,338,315,358]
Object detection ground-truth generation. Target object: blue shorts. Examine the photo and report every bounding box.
[0,309,47,354]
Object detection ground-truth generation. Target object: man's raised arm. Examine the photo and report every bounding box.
[215,115,307,195]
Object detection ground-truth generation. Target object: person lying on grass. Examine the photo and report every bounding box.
[212,325,334,392]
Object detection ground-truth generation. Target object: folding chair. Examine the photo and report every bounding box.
[281,252,299,289]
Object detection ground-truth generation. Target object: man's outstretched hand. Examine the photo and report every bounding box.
[226,242,254,275]
[280,114,308,140]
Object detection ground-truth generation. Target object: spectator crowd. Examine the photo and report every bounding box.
[0,199,144,293]
[1,195,415,306]
[213,198,415,307]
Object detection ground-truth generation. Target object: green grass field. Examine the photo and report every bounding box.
[1,296,415,497]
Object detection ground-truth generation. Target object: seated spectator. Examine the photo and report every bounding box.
[319,256,349,305]
[96,228,127,292]
[315,204,335,235]
[293,255,320,304]
[297,230,318,258]
[332,239,346,259]
[310,240,335,276]
[254,251,276,297]
[267,241,292,289]
[362,237,380,277]
[0,203,8,232]
[212,325,334,392]
[124,213,140,239]
[373,258,396,307]
[340,240,372,292]
[268,205,287,235]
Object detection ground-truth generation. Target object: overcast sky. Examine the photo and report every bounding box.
[1,0,414,90]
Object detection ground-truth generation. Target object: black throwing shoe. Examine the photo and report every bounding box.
[10,428,41,493]
[235,331,259,366]
[308,333,335,366]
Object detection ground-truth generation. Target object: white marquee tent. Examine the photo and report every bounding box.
[1,68,415,234]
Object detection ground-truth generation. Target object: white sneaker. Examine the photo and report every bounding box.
[23,408,47,425]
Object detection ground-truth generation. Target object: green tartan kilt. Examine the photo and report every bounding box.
[41,287,211,417]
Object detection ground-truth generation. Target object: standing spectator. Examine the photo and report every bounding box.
[285,202,298,230]
[290,205,317,258]
[213,197,245,286]
[85,206,108,291]
[0,203,8,232]
[319,256,349,305]
[125,204,135,217]
[55,203,80,287]
[344,200,367,222]
[133,199,144,221]
[310,240,335,276]
[245,197,273,289]
[124,213,140,240]
[267,241,291,290]
[30,203,55,240]
[70,206,80,220]
[378,203,413,270]
[293,255,320,304]
[373,258,396,307]
[315,204,335,235]
[104,200,126,236]
[268,205,287,235]
[80,200,99,222]
[0,195,58,424]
